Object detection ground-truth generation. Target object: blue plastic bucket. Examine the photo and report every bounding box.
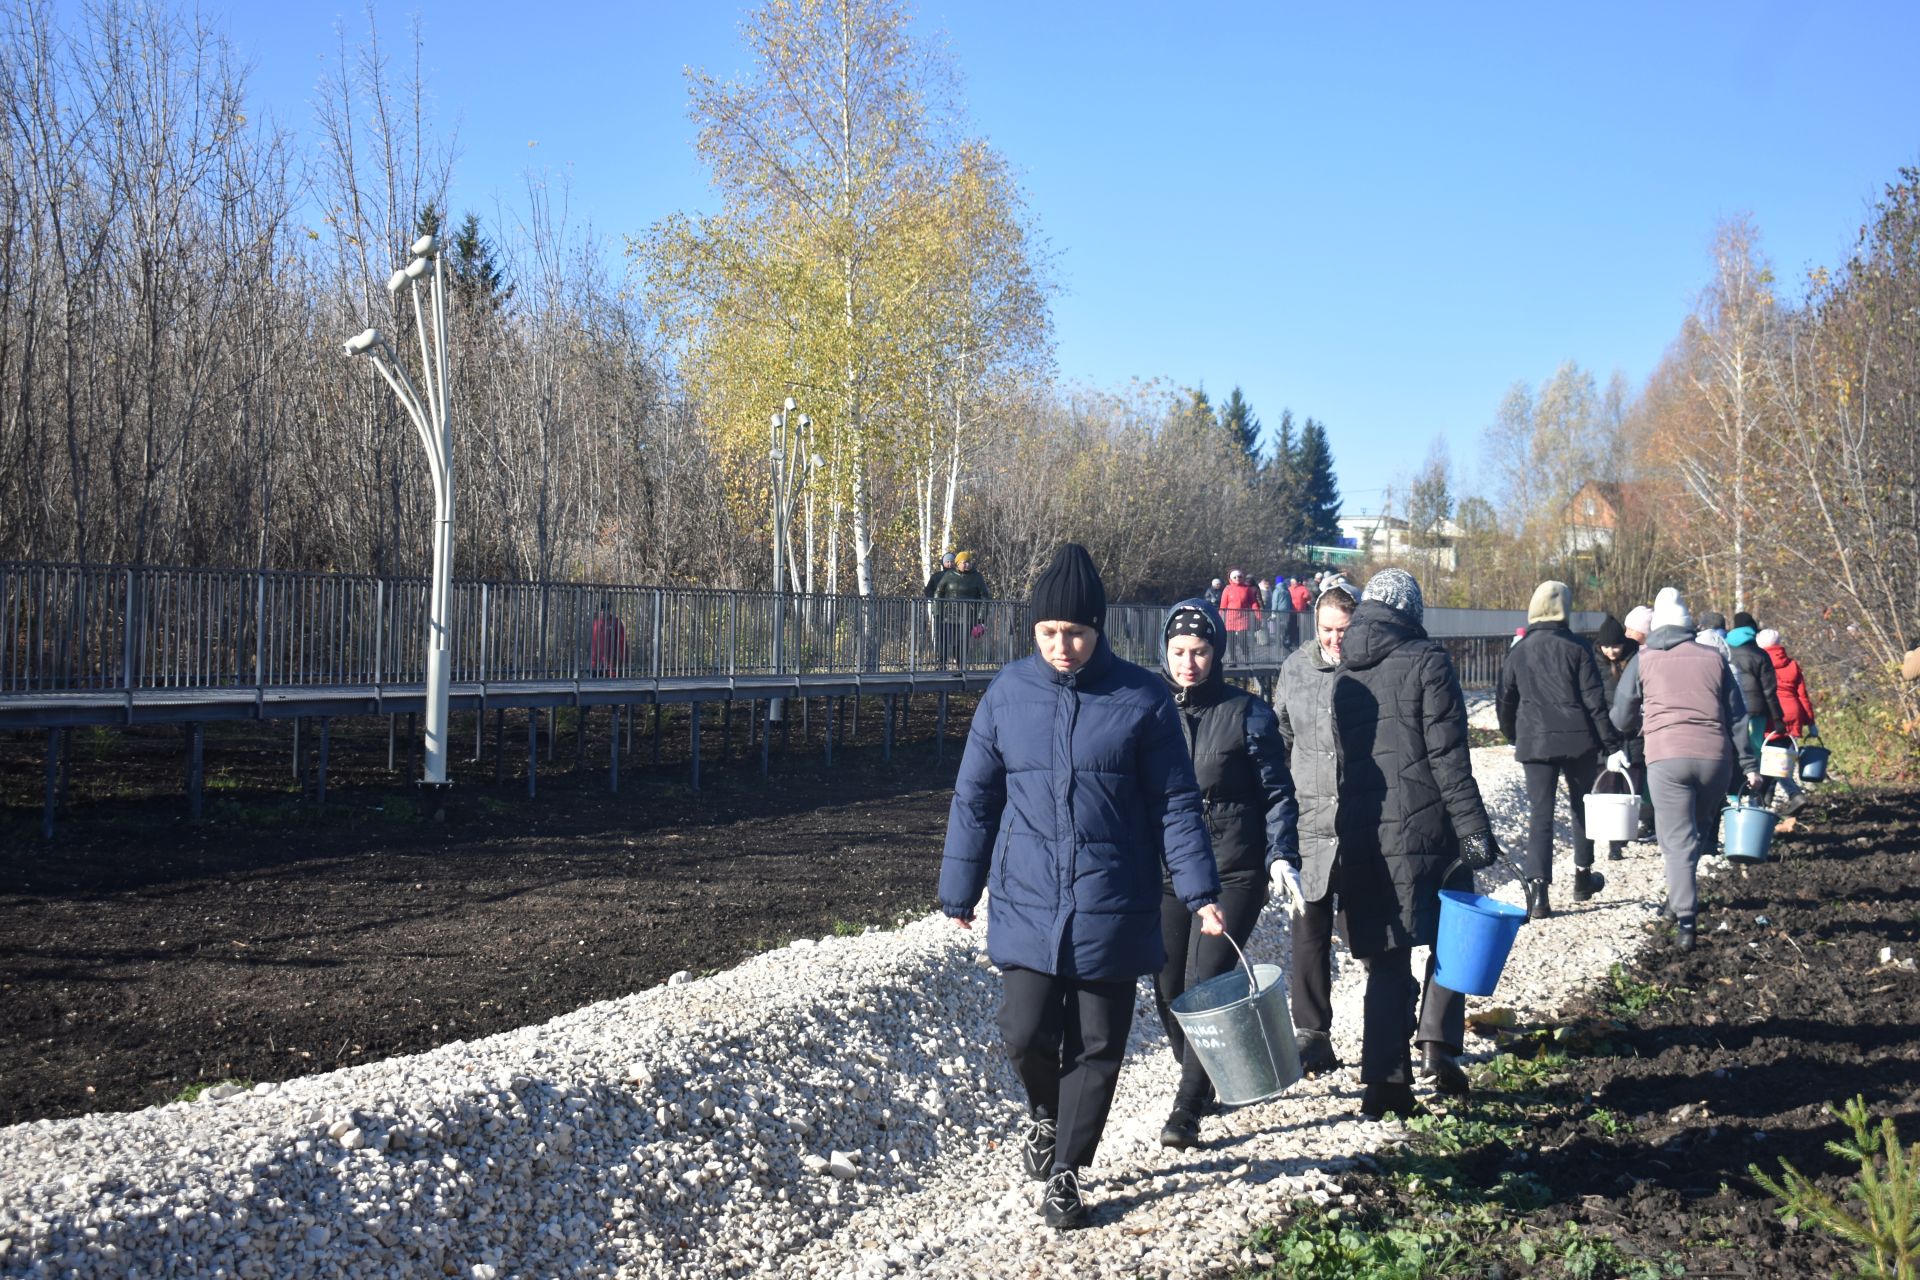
[1798,742,1830,782]
[1721,800,1777,862]
[1433,890,1529,997]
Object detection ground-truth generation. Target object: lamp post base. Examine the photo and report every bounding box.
[415,778,454,823]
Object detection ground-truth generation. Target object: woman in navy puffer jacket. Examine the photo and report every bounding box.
[940,543,1222,1231]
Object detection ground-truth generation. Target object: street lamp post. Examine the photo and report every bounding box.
[768,398,808,722]
[344,233,454,788]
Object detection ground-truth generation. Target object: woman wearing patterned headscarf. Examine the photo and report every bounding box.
[1151,597,1298,1150]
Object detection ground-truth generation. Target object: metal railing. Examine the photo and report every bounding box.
[1,561,1544,697]
[0,562,1183,694]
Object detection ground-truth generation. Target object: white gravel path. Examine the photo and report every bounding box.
[0,741,1686,1280]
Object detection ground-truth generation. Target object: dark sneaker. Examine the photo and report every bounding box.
[1417,1044,1471,1096]
[1297,1031,1341,1077]
[1042,1168,1090,1230]
[1606,843,1625,861]
[1017,1115,1055,1182]
[1159,1107,1200,1150]
[1359,1082,1425,1120]
[1573,869,1605,903]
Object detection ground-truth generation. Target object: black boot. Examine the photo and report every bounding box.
[1416,1043,1471,1096]
[1606,842,1625,861]
[1573,869,1605,903]
[1159,1106,1201,1150]
[1360,1082,1425,1120]
[1525,878,1552,920]
[1296,1030,1341,1078]
[1675,919,1697,952]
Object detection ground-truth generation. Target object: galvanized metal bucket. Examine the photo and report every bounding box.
[1167,933,1302,1106]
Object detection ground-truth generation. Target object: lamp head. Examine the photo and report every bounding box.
[770,412,783,429]
[411,233,438,257]
[783,397,796,413]
[796,414,810,429]
[405,257,430,280]
[343,327,382,356]
[386,269,408,295]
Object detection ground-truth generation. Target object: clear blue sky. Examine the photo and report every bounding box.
[132,1,1920,511]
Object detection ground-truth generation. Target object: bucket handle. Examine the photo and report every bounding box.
[1591,765,1634,797]
[1219,928,1261,996]
[1214,927,1293,1097]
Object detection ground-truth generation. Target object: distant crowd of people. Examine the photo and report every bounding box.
[1200,568,1352,661]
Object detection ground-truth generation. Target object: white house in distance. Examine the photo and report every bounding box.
[1334,512,1462,571]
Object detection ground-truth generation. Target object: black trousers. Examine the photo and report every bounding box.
[998,967,1136,1172]
[1522,752,1601,882]
[1153,876,1269,1110]
[1358,947,1464,1085]
[1291,888,1337,1037]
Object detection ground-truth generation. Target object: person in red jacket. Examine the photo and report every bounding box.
[589,599,626,676]
[1217,569,1264,665]
[1759,628,1817,814]
[1288,577,1312,613]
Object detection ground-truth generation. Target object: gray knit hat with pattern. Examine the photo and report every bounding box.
[1363,567,1424,624]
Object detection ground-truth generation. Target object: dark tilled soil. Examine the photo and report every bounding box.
[1338,788,1920,1277]
[0,695,975,1124]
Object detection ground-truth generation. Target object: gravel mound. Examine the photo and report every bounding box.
[0,745,1681,1279]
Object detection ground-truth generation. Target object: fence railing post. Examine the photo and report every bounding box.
[373,579,385,685]
[651,590,663,679]
[121,569,137,692]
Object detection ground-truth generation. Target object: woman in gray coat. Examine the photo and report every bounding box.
[1272,576,1355,1079]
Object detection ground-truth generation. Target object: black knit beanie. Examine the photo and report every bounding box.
[1030,543,1106,631]
[1595,614,1626,648]
[1733,610,1758,631]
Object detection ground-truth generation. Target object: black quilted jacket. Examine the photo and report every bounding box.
[1495,621,1622,762]
[1331,601,1492,957]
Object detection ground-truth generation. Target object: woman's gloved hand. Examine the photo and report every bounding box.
[1270,861,1304,913]
[1459,831,1500,871]
[1606,748,1632,774]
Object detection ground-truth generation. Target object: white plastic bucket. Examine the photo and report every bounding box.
[1583,765,1639,843]
[1760,735,1798,779]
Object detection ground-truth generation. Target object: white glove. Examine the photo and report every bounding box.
[1606,749,1631,774]
[1271,862,1305,914]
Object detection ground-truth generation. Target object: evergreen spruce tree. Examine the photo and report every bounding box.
[1296,417,1343,546]
[1264,407,1306,550]
[1219,386,1261,463]
[450,212,511,309]
[409,206,511,310]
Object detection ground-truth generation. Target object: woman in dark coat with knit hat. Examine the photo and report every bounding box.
[939,543,1223,1231]
[1152,598,1298,1150]
[1495,580,1623,918]
[1334,567,1501,1119]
